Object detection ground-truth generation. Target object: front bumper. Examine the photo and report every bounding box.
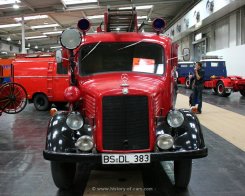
[43,147,208,163]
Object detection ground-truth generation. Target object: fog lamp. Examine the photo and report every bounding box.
[66,112,84,130]
[167,110,184,128]
[75,135,93,151]
[157,134,174,150]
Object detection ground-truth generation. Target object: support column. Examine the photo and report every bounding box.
[21,16,26,53]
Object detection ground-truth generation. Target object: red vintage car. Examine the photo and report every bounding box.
[43,10,207,190]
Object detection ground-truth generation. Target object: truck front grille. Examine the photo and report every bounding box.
[102,96,149,150]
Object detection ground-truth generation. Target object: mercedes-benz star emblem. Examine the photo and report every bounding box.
[121,74,129,87]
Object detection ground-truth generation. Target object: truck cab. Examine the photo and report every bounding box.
[201,58,227,80]
[43,10,207,190]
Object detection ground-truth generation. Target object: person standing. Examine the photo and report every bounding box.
[193,61,205,114]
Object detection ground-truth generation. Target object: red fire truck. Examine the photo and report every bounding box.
[43,9,207,189]
[12,53,69,111]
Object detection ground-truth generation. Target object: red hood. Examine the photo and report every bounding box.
[79,72,165,97]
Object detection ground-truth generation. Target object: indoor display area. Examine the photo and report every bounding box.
[0,0,245,196]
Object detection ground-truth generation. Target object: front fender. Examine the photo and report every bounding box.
[45,112,91,153]
[174,109,205,150]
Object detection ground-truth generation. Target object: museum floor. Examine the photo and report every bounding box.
[0,87,245,196]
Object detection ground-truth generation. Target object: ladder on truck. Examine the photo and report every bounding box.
[105,8,138,32]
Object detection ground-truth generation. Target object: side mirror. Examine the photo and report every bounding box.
[55,49,62,64]
[182,48,190,61]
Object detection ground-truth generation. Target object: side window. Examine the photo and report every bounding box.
[57,62,68,74]
[211,62,219,67]
[202,62,207,68]
[180,64,188,68]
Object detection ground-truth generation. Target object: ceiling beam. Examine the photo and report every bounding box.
[98,0,192,7]
[21,0,36,12]
[48,14,64,28]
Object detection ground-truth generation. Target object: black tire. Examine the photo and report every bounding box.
[216,81,231,97]
[174,159,192,189]
[33,94,51,111]
[240,90,245,97]
[185,78,191,89]
[51,161,76,190]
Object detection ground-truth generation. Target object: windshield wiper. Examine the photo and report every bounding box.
[81,41,101,61]
[117,40,143,51]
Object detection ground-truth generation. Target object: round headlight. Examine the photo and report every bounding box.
[167,110,184,128]
[75,135,93,151]
[60,28,81,50]
[66,112,84,130]
[157,134,174,150]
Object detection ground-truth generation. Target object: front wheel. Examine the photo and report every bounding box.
[240,90,245,97]
[174,159,192,189]
[51,161,76,190]
[33,94,51,111]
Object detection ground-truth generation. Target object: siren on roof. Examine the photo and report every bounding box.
[77,18,91,34]
[152,18,166,34]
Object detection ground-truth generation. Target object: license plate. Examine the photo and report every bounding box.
[102,153,150,164]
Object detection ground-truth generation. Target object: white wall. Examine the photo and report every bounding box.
[207,44,245,76]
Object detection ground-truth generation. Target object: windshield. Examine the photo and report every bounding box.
[79,42,164,76]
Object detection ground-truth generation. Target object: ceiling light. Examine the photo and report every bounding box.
[137,16,147,20]
[0,0,16,5]
[43,31,62,35]
[62,0,97,5]
[136,5,153,10]
[50,46,62,49]
[13,3,19,9]
[14,15,48,22]
[25,35,47,40]
[119,5,153,10]
[87,15,104,19]
[0,23,21,28]
[28,43,31,47]
[35,45,38,49]
[31,24,59,29]
[7,36,11,41]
